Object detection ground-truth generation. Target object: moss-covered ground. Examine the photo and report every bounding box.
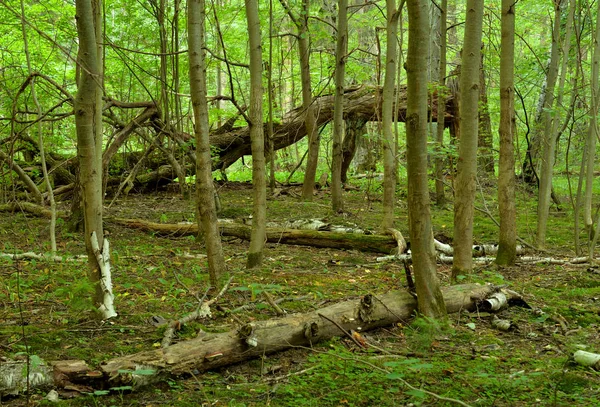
[1,179,600,406]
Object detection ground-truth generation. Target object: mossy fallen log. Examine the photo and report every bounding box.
[109,217,399,254]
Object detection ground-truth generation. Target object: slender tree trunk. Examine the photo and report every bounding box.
[245,0,267,268]
[74,0,106,312]
[331,0,348,213]
[406,0,447,318]
[435,0,447,206]
[452,0,483,279]
[584,0,600,239]
[496,0,516,266]
[188,0,225,285]
[298,1,320,201]
[477,51,494,175]
[20,0,56,253]
[381,0,400,230]
[536,1,562,248]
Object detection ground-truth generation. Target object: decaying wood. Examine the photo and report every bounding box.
[109,218,399,254]
[1,283,516,397]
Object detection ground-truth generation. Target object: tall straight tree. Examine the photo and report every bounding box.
[495,0,516,265]
[583,0,600,244]
[245,0,267,268]
[381,0,400,230]
[331,0,348,213]
[406,0,447,318]
[451,0,483,279]
[278,0,320,201]
[74,0,116,319]
[434,0,447,206]
[188,0,225,285]
[535,1,561,248]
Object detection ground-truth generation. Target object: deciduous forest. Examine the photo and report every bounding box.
[2,0,600,405]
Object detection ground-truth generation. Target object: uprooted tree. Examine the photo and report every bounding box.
[2,84,455,201]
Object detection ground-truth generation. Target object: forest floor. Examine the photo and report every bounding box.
[1,179,600,406]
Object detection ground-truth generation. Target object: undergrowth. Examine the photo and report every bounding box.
[1,178,600,406]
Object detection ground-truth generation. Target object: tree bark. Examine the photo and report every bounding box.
[381,0,400,230]
[245,0,267,268]
[434,0,447,206]
[536,1,561,248]
[331,0,348,213]
[496,0,517,266]
[584,0,600,242]
[452,0,483,279]
[406,0,447,318]
[188,0,225,285]
[74,0,107,315]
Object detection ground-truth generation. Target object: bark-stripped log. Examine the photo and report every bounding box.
[1,283,506,396]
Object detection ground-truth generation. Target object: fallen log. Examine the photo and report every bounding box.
[1,283,513,397]
[211,85,454,170]
[109,218,399,254]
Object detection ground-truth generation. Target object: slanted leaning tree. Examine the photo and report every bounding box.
[406,0,447,318]
[245,0,267,268]
[452,0,483,279]
[188,0,225,285]
[74,0,116,319]
[496,0,517,265]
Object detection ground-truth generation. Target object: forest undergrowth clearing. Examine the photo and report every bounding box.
[1,182,600,406]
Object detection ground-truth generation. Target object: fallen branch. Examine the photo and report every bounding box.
[161,276,234,348]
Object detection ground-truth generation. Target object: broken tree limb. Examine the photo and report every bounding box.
[109,218,399,254]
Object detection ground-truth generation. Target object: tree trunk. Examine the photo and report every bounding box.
[188,0,225,285]
[245,0,267,268]
[434,0,447,206]
[536,1,561,248]
[296,0,320,201]
[477,51,494,175]
[381,0,400,230]
[74,0,109,316]
[331,0,348,213]
[451,0,483,279]
[584,0,600,243]
[406,0,447,318]
[341,117,367,183]
[495,0,517,266]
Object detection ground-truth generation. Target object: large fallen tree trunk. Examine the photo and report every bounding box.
[211,85,454,169]
[109,217,399,254]
[1,283,509,396]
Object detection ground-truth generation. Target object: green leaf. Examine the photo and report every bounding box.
[405,389,426,398]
